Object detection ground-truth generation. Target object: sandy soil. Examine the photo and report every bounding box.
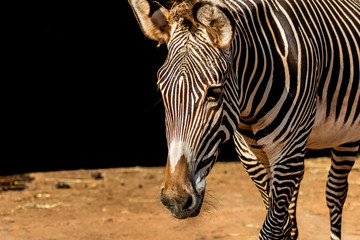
[0,157,359,240]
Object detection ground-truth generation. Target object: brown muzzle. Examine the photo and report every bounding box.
[160,155,204,219]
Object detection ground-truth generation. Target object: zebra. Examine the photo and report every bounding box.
[128,0,360,239]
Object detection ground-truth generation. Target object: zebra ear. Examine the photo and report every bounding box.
[193,2,235,48]
[128,0,171,44]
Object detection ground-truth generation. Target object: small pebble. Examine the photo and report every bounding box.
[91,172,103,180]
[56,182,70,189]
[104,218,113,224]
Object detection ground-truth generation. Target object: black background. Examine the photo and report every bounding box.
[4,2,329,175]
[4,2,170,174]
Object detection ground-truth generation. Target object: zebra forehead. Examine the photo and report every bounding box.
[157,44,229,89]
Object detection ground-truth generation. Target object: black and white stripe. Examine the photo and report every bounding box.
[226,0,359,239]
[326,142,359,240]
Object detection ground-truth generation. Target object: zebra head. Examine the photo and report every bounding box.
[129,0,237,219]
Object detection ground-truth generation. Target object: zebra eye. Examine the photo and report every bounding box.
[206,86,222,102]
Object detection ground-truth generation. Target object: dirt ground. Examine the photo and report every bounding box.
[0,157,359,240]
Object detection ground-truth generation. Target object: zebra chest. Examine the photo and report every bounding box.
[234,128,271,170]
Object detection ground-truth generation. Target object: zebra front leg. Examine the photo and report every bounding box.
[238,157,271,208]
[326,142,359,240]
[233,131,270,208]
[234,131,301,239]
[259,157,305,240]
[242,158,302,239]
[287,178,302,240]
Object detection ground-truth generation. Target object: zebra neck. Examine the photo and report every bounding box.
[226,0,288,125]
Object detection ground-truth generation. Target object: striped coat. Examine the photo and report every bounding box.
[128,0,360,239]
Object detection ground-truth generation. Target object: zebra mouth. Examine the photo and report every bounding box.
[188,190,205,218]
[167,189,205,219]
[189,190,204,217]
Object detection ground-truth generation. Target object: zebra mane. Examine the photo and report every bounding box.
[168,0,197,22]
[144,0,195,34]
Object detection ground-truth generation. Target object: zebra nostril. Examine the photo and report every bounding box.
[183,195,194,211]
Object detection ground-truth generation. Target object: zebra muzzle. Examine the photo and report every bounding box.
[161,154,205,219]
[160,187,205,219]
